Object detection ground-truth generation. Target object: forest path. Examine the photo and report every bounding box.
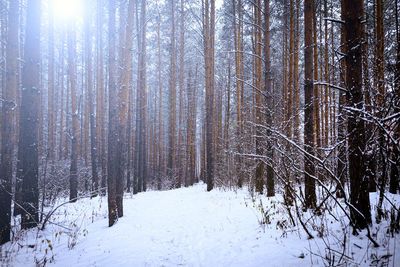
[12,183,311,266]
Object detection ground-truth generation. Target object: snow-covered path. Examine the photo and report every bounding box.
[50,184,308,267]
[9,183,315,266]
[8,183,400,266]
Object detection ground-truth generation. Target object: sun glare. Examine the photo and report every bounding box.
[52,0,82,20]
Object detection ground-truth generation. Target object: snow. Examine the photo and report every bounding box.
[2,183,400,266]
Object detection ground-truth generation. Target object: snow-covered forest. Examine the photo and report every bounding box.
[0,0,399,266]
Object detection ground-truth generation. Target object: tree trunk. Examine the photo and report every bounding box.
[304,0,316,209]
[17,0,41,229]
[107,0,118,226]
[177,0,185,188]
[168,0,177,181]
[342,0,371,230]
[313,1,320,149]
[157,12,163,190]
[264,0,274,197]
[48,1,55,161]
[85,2,99,198]
[58,32,65,161]
[336,0,347,198]
[96,0,107,196]
[68,25,79,203]
[125,0,135,193]
[254,0,263,194]
[293,0,300,142]
[203,0,215,191]
[389,0,400,194]
[0,0,19,244]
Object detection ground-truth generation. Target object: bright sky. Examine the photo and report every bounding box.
[52,0,82,20]
[51,0,223,20]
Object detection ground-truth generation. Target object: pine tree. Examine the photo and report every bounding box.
[342,0,371,229]
[0,0,19,244]
[304,0,316,209]
[17,0,41,229]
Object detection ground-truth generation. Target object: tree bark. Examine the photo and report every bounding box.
[17,0,41,229]
[304,0,316,209]
[107,0,118,226]
[0,0,19,244]
[85,2,99,198]
[254,0,263,194]
[264,0,274,197]
[68,25,78,203]
[168,0,177,181]
[342,0,371,229]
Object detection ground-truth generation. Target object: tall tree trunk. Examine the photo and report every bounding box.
[323,0,329,147]
[58,32,65,161]
[293,0,300,142]
[232,0,244,188]
[225,61,230,150]
[287,0,294,140]
[64,64,70,160]
[107,0,118,226]
[0,0,19,244]
[264,0,274,197]
[203,0,215,191]
[68,25,78,203]
[125,0,135,193]
[48,1,55,160]
[177,0,185,188]
[336,0,347,198]
[304,0,316,209]
[157,12,163,190]
[389,0,400,194]
[283,0,288,133]
[313,1,320,149]
[96,0,107,196]
[342,0,371,230]
[168,0,177,181]
[17,0,41,229]
[134,0,147,193]
[254,0,263,194]
[85,2,99,198]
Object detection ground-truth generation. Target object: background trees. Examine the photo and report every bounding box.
[0,0,398,239]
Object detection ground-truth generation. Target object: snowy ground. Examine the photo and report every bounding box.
[2,182,400,266]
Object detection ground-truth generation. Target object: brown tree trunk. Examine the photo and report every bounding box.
[134,0,147,193]
[293,0,300,142]
[58,32,65,161]
[225,61,231,150]
[0,0,19,244]
[283,0,288,132]
[48,2,55,160]
[107,0,118,226]
[336,0,347,198]
[389,0,400,194]
[125,0,135,193]
[177,0,185,188]
[323,0,329,147]
[168,0,177,180]
[96,0,107,196]
[343,0,371,229]
[264,0,274,197]
[203,0,215,191]
[287,0,294,140]
[157,12,163,190]
[313,1,320,148]
[85,2,99,198]
[304,0,316,209]
[17,0,41,229]
[68,24,79,203]
[254,0,263,194]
